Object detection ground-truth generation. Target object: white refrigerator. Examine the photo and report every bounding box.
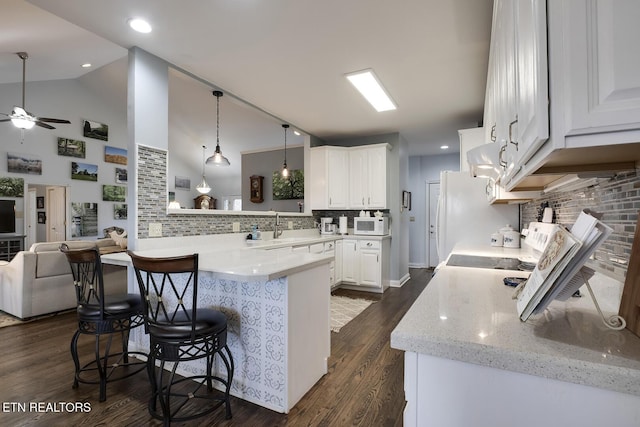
[436,171,520,262]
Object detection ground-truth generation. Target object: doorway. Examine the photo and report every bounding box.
[427,181,440,268]
[27,184,68,244]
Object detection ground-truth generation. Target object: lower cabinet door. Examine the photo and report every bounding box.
[359,250,381,287]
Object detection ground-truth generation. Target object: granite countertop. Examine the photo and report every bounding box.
[391,246,640,397]
[101,234,335,281]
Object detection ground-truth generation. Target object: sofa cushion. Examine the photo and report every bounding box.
[36,251,71,278]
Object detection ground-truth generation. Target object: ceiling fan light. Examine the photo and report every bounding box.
[11,117,35,130]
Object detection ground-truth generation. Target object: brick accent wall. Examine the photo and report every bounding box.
[136,145,314,238]
[521,169,640,281]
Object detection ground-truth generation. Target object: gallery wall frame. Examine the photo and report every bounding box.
[83,119,108,141]
[71,162,98,181]
[7,152,42,175]
[57,138,86,158]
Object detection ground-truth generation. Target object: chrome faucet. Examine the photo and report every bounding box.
[273,213,284,239]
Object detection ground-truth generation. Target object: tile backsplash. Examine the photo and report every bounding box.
[137,145,314,238]
[521,169,639,282]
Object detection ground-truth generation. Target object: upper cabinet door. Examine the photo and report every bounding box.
[566,0,640,134]
[327,148,349,208]
[348,149,368,209]
[366,145,387,209]
[514,0,549,166]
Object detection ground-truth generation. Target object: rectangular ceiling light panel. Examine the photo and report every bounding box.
[346,69,397,112]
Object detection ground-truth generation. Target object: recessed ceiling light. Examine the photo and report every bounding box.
[345,69,396,112]
[81,63,92,68]
[440,145,449,150]
[293,130,301,136]
[128,18,152,33]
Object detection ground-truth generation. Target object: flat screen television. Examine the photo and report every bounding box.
[0,200,16,233]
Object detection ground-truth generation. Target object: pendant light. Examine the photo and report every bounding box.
[206,90,230,166]
[196,145,211,194]
[281,124,289,178]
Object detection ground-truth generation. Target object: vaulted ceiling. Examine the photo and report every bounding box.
[2,0,493,157]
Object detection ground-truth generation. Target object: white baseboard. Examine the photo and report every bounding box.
[408,262,428,268]
[390,272,411,288]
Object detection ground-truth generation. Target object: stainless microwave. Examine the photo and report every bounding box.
[353,217,389,235]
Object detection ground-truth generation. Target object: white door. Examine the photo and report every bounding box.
[348,149,367,209]
[46,186,66,242]
[366,146,387,208]
[428,181,440,268]
[327,149,349,208]
[26,189,37,248]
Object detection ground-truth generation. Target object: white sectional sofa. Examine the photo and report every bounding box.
[0,239,126,320]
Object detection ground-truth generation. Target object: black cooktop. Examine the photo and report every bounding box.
[446,254,527,271]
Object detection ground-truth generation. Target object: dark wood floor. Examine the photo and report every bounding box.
[0,268,430,427]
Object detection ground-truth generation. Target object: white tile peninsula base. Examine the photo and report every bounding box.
[129,263,330,413]
[403,352,640,427]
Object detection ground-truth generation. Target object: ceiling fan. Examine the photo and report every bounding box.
[0,52,71,130]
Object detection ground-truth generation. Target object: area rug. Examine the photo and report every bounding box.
[0,310,74,329]
[331,295,374,333]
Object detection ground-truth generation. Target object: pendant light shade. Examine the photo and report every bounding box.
[281,124,289,178]
[206,90,230,166]
[196,145,211,194]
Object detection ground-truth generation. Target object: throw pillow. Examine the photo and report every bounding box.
[109,230,127,248]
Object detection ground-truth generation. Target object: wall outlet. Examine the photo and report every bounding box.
[149,222,163,237]
[288,221,293,230]
[232,222,240,232]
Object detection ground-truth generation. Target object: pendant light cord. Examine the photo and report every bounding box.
[216,92,221,149]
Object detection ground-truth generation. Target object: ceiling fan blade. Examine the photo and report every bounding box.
[38,117,71,124]
[0,119,11,123]
[35,121,56,130]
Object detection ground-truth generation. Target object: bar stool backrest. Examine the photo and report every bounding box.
[128,251,200,341]
[60,244,106,318]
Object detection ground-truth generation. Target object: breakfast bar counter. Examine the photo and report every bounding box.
[102,239,332,413]
[391,249,640,427]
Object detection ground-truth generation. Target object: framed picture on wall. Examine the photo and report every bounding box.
[402,190,412,210]
[105,146,127,165]
[36,196,44,209]
[82,119,108,141]
[175,176,191,190]
[37,211,46,224]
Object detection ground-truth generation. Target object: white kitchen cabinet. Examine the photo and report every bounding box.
[485,0,548,183]
[348,145,388,209]
[334,240,343,285]
[358,240,381,288]
[497,0,640,191]
[339,237,390,292]
[341,239,358,283]
[309,146,349,209]
[562,0,640,135]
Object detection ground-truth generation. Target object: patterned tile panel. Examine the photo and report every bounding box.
[130,272,289,412]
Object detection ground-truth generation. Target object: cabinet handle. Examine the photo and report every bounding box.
[499,144,507,168]
[329,197,332,204]
[362,197,365,205]
[508,117,519,151]
[377,254,379,263]
[368,197,370,205]
[490,124,496,142]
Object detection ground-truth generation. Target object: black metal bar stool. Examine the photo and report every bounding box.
[128,251,233,426]
[60,244,146,402]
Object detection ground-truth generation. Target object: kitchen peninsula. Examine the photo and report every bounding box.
[391,246,640,427]
[102,233,335,413]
